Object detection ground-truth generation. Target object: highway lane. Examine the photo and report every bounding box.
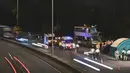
[0,40,60,73]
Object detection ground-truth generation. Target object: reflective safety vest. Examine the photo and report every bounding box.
[59,42,62,46]
[95,49,100,53]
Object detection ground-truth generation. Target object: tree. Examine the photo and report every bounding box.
[13,25,22,35]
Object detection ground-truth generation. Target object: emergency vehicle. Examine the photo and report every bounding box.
[44,33,57,45]
[60,36,77,50]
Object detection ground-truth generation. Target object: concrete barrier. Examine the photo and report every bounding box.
[0,38,82,73]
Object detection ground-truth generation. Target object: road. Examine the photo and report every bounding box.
[8,39,130,73]
[0,40,60,73]
[48,46,130,73]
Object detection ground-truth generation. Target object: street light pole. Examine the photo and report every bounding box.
[16,0,19,25]
[51,0,54,56]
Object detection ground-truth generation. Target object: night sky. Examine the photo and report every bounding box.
[0,0,130,38]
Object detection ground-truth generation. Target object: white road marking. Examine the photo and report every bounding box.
[73,58,100,71]
[8,53,13,60]
[84,58,113,70]
[34,56,62,73]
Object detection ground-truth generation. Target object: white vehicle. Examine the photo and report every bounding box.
[44,33,57,45]
[3,33,14,38]
[16,38,29,42]
[32,42,48,49]
[0,25,14,38]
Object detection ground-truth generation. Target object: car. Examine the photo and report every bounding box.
[32,42,48,49]
[3,33,14,39]
[16,37,29,42]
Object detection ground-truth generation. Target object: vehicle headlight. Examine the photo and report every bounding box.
[55,40,57,42]
[48,40,51,42]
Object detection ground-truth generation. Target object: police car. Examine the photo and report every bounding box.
[60,36,77,50]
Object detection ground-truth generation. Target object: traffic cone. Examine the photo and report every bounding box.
[117,66,120,71]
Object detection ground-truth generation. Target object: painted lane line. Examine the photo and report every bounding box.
[14,56,30,73]
[5,57,17,73]
[84,58,113,70]
[73,59,100,71]
[8,53,13,60]
[34,56,62,73]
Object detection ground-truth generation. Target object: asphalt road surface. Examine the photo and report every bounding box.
[0,40,60,73]
[48,46,130,73]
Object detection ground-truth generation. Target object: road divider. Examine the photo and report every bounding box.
[73,58,100,71]
[84,58,113,70]
[4,57,17,73]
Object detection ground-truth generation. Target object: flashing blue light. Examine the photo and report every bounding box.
[44,34,48,44]
[64,36,73,40]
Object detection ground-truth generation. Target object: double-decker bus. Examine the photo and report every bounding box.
[74,25,101,47]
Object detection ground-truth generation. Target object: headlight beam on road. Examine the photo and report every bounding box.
[14,56,30,73]
[84,58,113,70]
[73,58,100,71]
[5,57,17,73]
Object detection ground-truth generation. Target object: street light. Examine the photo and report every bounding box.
[16,0,19,25]
[51,0,54,56]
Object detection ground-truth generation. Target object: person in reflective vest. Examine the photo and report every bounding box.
[59,42,62,48]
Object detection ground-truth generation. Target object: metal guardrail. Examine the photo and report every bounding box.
[0,38,82,73]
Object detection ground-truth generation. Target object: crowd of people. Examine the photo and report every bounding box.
[86,40,114,61]
[88,40,129,61]
[87,43,101,60]
[115,48,128,61]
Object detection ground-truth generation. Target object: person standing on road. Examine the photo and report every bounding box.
[76,44,80,52]
[90,46,95,59]
[101,42,104,53]
[124,52,128,60]
[62,42,66,50]
[72,43,76,52]
[95,48,100,60]
[115,50,119,61]
[122,48,127,60]
[59,42,62,48]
